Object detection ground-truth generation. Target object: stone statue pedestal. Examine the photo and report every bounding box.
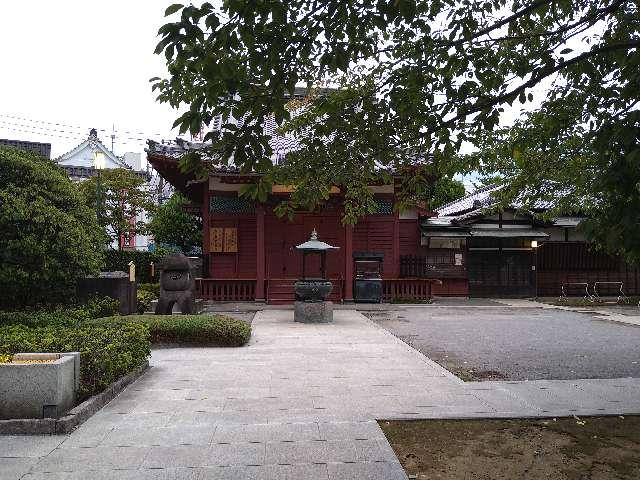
[294,301,333,323]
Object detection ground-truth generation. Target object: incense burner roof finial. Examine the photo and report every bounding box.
[295,229,340,252]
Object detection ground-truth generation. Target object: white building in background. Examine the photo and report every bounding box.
[55,128,154,250]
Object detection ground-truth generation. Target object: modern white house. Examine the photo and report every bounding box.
[55,128,153,250]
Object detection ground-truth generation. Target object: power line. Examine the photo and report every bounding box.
[0,118,169,144]
[0,113,172,138]
[0,113,176,140]
[0,124,85,142]
[0,119,89,139]
[0,122,159,148]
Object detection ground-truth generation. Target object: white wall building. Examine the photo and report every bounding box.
[55,128,154,250]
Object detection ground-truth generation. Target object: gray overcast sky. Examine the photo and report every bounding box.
[0,1,179,158]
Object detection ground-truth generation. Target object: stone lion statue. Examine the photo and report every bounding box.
[155,254,196,315]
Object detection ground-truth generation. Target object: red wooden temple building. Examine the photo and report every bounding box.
[147,140,455,303]
[148,140,640,303]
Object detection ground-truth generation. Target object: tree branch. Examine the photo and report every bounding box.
[440,40,640,130]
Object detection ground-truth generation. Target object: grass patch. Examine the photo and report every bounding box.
[380,416,640,479]
[93,314,251,347]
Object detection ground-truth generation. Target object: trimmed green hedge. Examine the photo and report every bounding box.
[94,314,251,347]
[0,296,120,327]
[103,250,167,283]
[0,320,150,400]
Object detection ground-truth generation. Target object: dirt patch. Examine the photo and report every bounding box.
[380,416,640,479]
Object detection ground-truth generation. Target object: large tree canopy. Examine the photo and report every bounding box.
[0,146,104,308]
[152,1,639,251]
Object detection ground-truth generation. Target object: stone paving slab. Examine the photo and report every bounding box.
[3,309,640,480]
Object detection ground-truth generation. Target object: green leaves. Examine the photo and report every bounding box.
[151,0,640,240]
[0,146,104,308]
[164,4,183,17]
[77,168,154,251]
[110,314,252,346]
[148,193,202,254]
[0,318,150,400]
[398,0,418,20]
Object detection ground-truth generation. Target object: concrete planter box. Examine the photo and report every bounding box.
[0,352,80,420]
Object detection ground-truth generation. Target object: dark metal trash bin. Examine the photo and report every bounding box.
[353,252,384,303]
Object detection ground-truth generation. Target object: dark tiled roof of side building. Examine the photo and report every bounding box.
[437,184,500,216]
[0,138,52,159]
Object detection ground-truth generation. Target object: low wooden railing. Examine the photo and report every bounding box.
[197,277,441,302]
[266,277,344,304]
[382,278,443,301]
[196,278,256,301]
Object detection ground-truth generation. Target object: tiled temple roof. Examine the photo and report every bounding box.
[147,112,301,171]
[437,183,555,219]
[437,184,501,216]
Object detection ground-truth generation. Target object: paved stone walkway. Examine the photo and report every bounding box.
[3,310,640,480]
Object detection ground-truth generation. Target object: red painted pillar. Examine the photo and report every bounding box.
[392,212,400,278]
[344,224,354,302]
[255,205,266,301]
[202,182,210,277]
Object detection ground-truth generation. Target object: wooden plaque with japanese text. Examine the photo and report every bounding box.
[210,227,224,252]
[223,227,238,253]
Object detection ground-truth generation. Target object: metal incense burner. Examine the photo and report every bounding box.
[293,229,339,323]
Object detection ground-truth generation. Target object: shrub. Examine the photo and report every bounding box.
[136,290,157,314]
[94,314,251,346]
[0,319,150,400]
[0,308,87,327]
[136,283,160,314]
[0,296,120,327]
[103,250,168,283]
[138,283,160,297]
[0,145,104,308]
[81,295,121,318]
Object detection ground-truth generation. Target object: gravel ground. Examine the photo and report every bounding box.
[366,307,640,381]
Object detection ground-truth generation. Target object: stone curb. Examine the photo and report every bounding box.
[533,302,640,327]
[0,361,149,435]
[378,409,637,422]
